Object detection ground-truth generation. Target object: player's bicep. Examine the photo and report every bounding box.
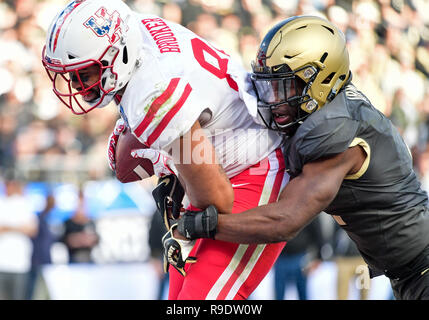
[275,146,363,237]
[173,120,234,213]
[299,145,365,205]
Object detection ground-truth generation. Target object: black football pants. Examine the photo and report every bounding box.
[390,246,429,300]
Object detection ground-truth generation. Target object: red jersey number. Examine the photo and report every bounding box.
[191,38,238,91]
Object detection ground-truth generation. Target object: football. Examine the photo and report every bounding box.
[115,127,155,183]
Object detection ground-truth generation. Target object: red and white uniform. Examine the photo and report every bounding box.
[120,14,289,300]
[170,151,289,300]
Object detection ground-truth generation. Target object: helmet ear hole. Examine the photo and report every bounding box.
[122,46,128,64]
[322,72,335,84]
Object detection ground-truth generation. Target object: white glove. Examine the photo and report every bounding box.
[107,118,126,171]
[131,148,178,177]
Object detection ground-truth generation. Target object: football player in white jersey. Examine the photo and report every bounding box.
[42,0,289,300]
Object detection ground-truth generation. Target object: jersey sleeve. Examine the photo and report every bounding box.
[127,77,203,151]
[288,116,360,173]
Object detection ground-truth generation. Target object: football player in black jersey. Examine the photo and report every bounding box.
[167,16,429,300]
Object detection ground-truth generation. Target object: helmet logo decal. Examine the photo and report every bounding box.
[84,7,128,45]
[303,67,316,79]
[49,0,84,53]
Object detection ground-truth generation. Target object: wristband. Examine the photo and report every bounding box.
[178,205,218,240]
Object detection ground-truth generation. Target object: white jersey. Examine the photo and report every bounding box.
[119,14,282,178]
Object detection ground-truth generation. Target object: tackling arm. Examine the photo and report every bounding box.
[177,145,366,243]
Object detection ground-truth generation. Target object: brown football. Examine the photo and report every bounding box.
[115,127,154,183]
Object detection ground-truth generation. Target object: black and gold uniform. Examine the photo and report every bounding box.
[176,15,429,300]
[285,83,429,299]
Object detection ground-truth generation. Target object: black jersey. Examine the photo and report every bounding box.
[284,83,429,274]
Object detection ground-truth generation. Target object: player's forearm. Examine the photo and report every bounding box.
[216,201,296,243]
[214,168,339,243]
[175,120,234,213]
[177,163,234,213]
[215,186,312,243]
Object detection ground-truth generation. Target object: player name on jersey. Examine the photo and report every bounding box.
[141,17,181,53]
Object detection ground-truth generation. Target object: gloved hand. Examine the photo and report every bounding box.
[131,148,177,177]
[107,118,126,171]
[162,224,197,276]
[132,147,183,229]
[152,174,185,229]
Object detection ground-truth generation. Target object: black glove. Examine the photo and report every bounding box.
[152,174,185,229]
[177,205,218,240]
[162,224,197,276]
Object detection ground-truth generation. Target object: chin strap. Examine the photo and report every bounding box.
[94,90,116,109]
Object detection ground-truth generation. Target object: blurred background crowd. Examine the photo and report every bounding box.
[0,0,428,300]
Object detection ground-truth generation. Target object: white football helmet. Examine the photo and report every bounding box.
[42,0,142,114]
